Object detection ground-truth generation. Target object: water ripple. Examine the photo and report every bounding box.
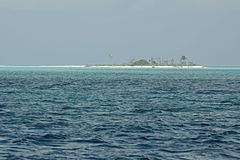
[0,68,240,159]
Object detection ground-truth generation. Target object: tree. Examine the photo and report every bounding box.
[149,57,158,65]
[170,59,175,66]
[157,57,162,65]
[131,59,151,66]
[180,56,187,66]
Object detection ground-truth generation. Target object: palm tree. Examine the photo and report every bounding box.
[180,56,187,66]
[157,57,162,66]
[170,59,175,66]
[149,57,158,66]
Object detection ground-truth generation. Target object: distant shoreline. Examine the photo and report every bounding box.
[0,65,206,68]
[88,65,206,69]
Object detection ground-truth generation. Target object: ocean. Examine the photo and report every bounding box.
[0,67,239,159]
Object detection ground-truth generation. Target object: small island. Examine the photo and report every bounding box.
[87,56,206,69]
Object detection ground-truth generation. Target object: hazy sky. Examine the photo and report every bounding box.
[0,0,240,66]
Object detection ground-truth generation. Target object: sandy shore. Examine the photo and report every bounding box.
[88,65,206,69]
[0,65,206,68]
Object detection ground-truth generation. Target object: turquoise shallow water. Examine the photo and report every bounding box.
[0,67,240,159]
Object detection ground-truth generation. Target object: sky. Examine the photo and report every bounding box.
[0,0,240,66]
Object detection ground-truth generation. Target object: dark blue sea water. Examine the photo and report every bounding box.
[0,67,239,160]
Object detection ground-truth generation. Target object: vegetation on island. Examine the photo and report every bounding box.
[129,56,197,66]
[88,56,198,66]
[131,59,151,66]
